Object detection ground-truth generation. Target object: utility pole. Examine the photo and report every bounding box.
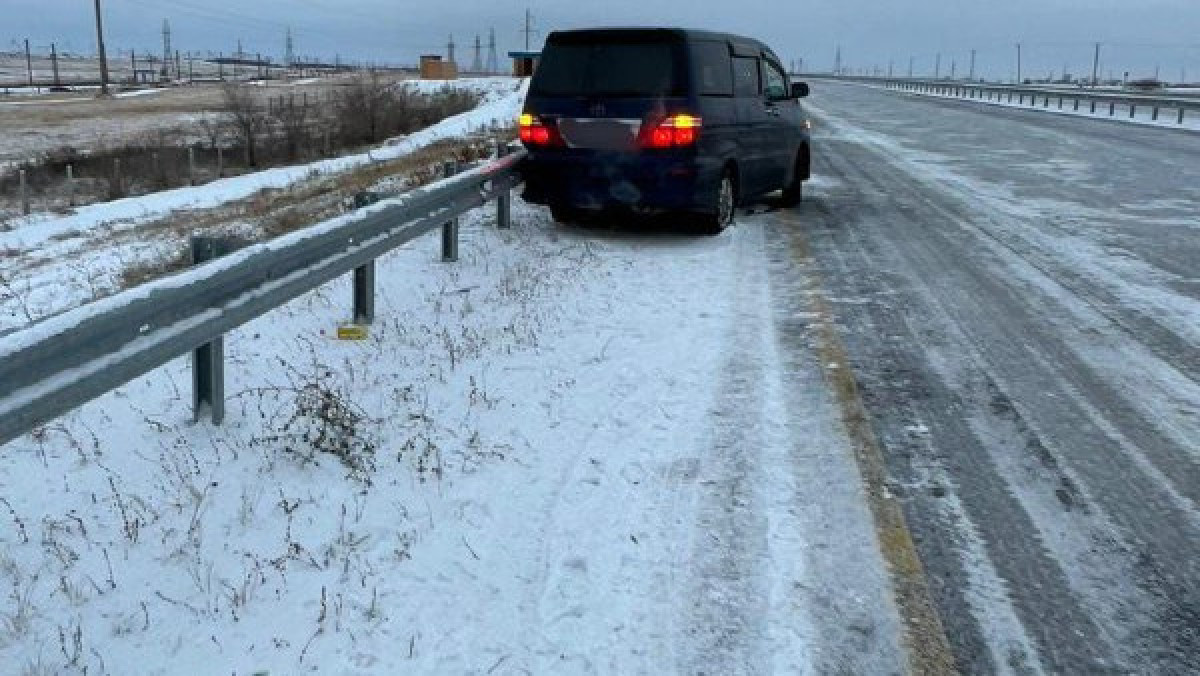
[834,45,842,75]
[1091,42,1101,87]
[94,0,111,95]
[969,49,976,81]
[51,43,61,87]
[472,35,482,73]
[24,38,33,87]
[908,56,914,78]
[1016,42,1022,84]
[935,52,941,79]
[161,19,172,78]
[522,9,537,51]
[447,35,456,65]
[888,59,894,77]
[951,59,956,80]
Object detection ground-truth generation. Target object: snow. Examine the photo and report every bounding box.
[0,77,530,334]
[0,202,905,673]
[114,88,168,99]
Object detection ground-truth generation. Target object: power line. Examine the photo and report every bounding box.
[486,27,499,74]
[161,19,171,77]
[471,35,483,73]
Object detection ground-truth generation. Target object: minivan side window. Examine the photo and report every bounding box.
[764,60,788,99]
[732,56,760,97]
[693,41,733,96]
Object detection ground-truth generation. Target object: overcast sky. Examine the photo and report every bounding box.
[7,0,1200,81]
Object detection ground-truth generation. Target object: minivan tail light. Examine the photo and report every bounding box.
[641,114,703,149]
[519,113,563,147]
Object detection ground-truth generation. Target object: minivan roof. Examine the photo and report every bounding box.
[544,27,779,63]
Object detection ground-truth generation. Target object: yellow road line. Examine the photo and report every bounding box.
[777,209,958,675]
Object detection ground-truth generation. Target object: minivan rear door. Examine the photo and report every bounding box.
[526,30,690,152]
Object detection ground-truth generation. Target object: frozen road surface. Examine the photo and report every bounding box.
[787,81,1200,674]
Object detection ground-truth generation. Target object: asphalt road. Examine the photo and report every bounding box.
[772,82,1200,674]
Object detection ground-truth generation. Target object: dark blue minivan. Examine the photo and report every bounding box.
[518,28,811,233]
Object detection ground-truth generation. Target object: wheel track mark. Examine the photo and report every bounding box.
[812,103,1200,388]
[810,140,1200,670]
[777,207,957,676]
[816,132,1200,510]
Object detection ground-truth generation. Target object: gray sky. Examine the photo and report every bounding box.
[7,0,1200,81]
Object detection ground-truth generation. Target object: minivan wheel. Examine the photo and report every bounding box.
[550,204,585,224]
[780,154,805,207]
[698,170,736,235]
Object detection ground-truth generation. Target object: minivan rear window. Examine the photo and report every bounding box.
[531,41,684,98]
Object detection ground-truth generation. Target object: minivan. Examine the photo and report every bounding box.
[518,28,811,234]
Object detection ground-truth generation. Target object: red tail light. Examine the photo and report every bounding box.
[641,114,702,149]
[519,113,564,147]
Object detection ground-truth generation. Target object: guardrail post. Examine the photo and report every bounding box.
[496,142,512,230]
[1179,108,1186,125]
[1109,102,1115,116]
[1152,106,1160,121]
[188,146,196,186]
[1073,99,1080,111]
[190,236,230,425]
[1129,104,1136,119]
[1057,96,1063,109]
[19,169,29,215]
[353,261,375,324]
[441,160,460,262]
[65,164,74,207]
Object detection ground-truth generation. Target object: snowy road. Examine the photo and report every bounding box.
[788,82,1200,674]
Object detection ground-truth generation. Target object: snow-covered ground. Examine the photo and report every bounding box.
[0,191,904,673]
[0,77,528,334]
[884,84,1200,132]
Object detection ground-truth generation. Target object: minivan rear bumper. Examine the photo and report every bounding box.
[520,151,721,213]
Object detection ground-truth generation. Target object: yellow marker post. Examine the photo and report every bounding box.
[336,325,369,341]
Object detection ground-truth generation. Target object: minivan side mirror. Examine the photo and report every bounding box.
[791,82,810,99]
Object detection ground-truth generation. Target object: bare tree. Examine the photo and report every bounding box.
[272,94,311,161]
[222,83,269,167]
[336,72,396,145]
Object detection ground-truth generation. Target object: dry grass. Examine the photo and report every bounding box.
[106,133,506,292]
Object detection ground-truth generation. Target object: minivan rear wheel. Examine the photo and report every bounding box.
[780,153,805,207]
[698,170,736,235]
[550,204,586,224]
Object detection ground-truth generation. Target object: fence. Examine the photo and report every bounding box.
[883,80,1199,127]
[0,144,525,448]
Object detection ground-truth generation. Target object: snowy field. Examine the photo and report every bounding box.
[0,192,904,673]
[0,78,527,335]
[1,76,907,672]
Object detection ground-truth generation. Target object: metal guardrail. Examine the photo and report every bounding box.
[881,80,1198,125]
[0,144,525,448]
